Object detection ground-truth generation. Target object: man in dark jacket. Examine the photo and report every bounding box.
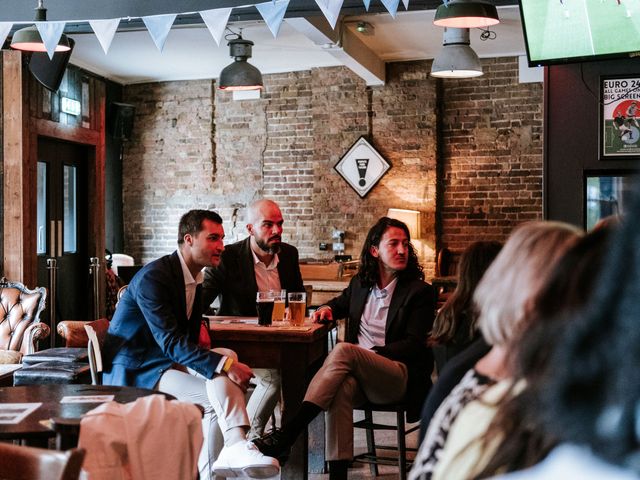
[202,199,304,439]
[255,217,434,480]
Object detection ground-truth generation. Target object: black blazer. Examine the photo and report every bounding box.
[202,237,305,316]
[328,275,435,421]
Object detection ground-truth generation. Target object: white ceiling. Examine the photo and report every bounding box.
[68,5,527,85]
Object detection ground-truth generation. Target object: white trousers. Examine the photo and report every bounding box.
[157,348,249,479]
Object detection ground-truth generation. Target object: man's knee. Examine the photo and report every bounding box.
[212,347,238,361]
[329,342,359,363]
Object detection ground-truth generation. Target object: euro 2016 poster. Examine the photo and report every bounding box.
[602,77,640,157]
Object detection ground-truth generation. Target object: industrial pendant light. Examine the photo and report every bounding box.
[431,27,483,78]
[11,0,71,53]
[218,36,263,91]
[433,0,499,29]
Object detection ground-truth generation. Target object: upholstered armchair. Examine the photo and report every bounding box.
[0,277,49,364]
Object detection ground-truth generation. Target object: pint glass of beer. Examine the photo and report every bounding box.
[287,292,306,327]
[256,291,275,326]
[271,290,286,323]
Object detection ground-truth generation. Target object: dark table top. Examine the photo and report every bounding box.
[0,384,168,441]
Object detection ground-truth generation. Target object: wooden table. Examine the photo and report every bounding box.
[0,384,166,445]
[208,317,329,479]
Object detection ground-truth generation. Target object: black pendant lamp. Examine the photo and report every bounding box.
[11,0,71,53]
[433,0,499,29]
[218,36,263,91]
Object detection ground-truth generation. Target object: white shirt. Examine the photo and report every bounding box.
[251,248,282,293]
[357,277,398,350]
[177,249,226,374]
[176,248,204,319]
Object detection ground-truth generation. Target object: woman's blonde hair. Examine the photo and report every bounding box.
[475,221,583,346]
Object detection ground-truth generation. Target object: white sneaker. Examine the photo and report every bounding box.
[212,440,280,478]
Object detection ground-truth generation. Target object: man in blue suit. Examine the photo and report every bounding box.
[102,209,279,479]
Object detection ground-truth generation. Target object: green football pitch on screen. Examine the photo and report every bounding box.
[522,0,640,63]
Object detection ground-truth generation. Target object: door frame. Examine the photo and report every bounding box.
[2,50,106,317]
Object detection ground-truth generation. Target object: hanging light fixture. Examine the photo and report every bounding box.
[431,27,483,78]
[433,0,499,29]
[218,35,263,91]
[10,0,71,53]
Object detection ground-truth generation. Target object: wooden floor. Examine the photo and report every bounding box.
[309,410,421,480]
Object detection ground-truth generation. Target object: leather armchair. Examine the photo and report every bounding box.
[0,277,49,362]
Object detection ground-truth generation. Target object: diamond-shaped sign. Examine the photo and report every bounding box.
[334,136,391,198]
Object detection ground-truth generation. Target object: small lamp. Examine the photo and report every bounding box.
[387,208,420,239]
[433,0,499,29]
[430,27,483,78]
[11,0,71,53]
[218,36,264,91]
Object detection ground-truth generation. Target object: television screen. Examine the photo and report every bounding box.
[585,173,636,230]
[519,0,640,66]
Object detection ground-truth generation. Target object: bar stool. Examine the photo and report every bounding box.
[353,401,419,480]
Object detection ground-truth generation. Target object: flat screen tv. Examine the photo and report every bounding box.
[519,0,640,66]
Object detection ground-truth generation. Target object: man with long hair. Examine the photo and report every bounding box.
[254,217,434,480]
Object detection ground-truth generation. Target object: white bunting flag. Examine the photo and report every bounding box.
[362,0,371,10]
[142,14,176,52]
[256,0,290,37]
[0,23,12,49]
[200,8,232,46]
[402,0,409,9]
[36,21,66,59]
[89,18,120,54]
[380,0,400,17]
[314,0,344,29]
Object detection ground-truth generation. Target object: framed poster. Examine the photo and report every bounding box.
[334,136,391,198]
[584,171,636,229]
[601,76,640,158]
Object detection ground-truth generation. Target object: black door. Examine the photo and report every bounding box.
[36,137,89,331]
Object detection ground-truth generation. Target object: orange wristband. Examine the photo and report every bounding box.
[222,357,234,373]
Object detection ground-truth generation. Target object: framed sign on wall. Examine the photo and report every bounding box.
[334,136,391,198]
[601,76,640,158]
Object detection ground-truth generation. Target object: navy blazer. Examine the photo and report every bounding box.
[102,251,223,388]
[328,275,435,421]
[202,237,304,316]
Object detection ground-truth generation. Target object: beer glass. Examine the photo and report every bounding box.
[256,291,275,326]
[271,290,286,323]
[287,292,306,327]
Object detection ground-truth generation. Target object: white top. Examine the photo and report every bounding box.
[357,277,398,350]
[491,444,640,480]
[176,248,204,319]
[251,249,282,293]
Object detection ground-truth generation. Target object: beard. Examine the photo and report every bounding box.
[256,237,281,255]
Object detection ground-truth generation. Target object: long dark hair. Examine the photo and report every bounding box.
[430,241,502,345]
[473,227,612,478]
[358,217,424,287]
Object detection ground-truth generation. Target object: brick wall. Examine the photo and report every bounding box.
[440,57,544,252]
[122,57,543,277]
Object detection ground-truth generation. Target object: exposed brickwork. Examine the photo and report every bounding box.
[440,57,544,253]
[121,57,543,277]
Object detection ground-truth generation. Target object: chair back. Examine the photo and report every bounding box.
[83,319,109,385]
[0,277,48,355]
[0,442,85,480]
[116,285,128,309]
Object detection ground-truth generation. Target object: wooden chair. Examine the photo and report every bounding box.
[0,442,85,480]
[352,402,419,480]
[84,321,108,385]
[0,277,49,363]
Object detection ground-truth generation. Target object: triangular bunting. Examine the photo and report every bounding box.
[314,0,344,29]
[0,23,12,48]
[200,8,232,46]
[36,21,66,59]
[256,0,290,38]
[380,0,400,17]
[402,0,409,9]
[363,0,371,10]
[89,18,120,54]
[142,14,176,52]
